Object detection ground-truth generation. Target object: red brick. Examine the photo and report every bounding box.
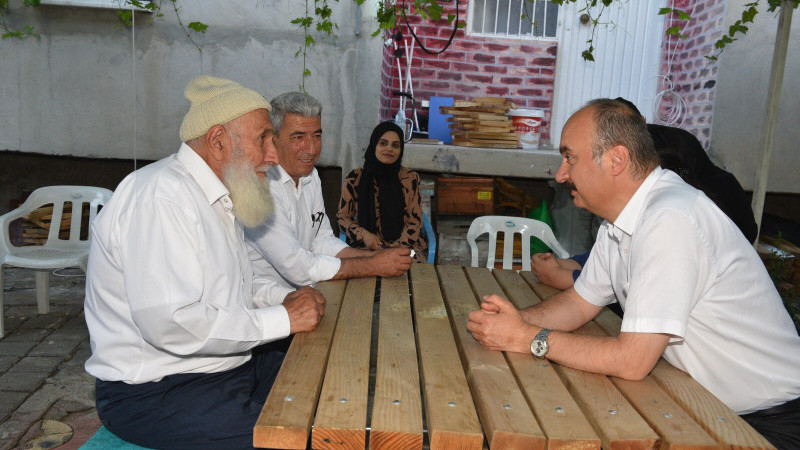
[454,41,482,51]
[483,65,507,74]
[413,68,436,78]
[425,59,451,70]
[508,66,538,76]
[439,51,466,61]
[439,27,460,38]
[500,77,523,85]
[498,56,525,65]
[422,81,451,90]
[414,26,439,37]
[540,68,554,76]
[532,57,555,66]
[465,74,493,83]
[520,45,543,54]
[517,89,543,97]
[438,72,463,81]
[486,86,510,96]
[530,77,553,86]
[484,43,511,52]
[452,62,479,72]
[455,84,481,93]
[530,99,551,109]
[472,53,495,63]
[546,45,558,56]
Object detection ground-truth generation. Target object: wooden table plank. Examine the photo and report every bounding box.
[370,273,424,450]
[409,264,484,450]
[492,268,601,449]
[312,277,376,450]
[438,265,546,449]
[651,362,775,450]
[254,280,347,450]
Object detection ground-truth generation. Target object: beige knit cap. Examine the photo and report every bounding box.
[179,76,271,142]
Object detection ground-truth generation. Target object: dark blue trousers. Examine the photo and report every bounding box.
[741,397,800,450]
[95,343,286,450]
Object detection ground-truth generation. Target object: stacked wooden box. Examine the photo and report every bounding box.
[442,97,519,148]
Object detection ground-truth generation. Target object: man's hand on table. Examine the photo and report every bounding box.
[370,247,413,276]
[467,294,538,354]
[284,286,326,333]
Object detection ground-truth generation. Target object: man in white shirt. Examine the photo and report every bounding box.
[467,98,800,448]
[245,92,412,291]
[84,76,326,449]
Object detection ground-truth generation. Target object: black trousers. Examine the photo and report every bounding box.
[95,343,286,450]
[741,397,800,450]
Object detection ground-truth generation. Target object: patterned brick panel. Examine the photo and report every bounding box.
[657,0,726,149]
[379,0,557,142]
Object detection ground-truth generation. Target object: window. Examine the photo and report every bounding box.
[38,0,152,11]
[469,0,559,39]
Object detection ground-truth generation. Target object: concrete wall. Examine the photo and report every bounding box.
[711,2,800,193]
[0,0,383,174]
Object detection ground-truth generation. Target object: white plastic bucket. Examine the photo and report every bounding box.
[507,109,544,149]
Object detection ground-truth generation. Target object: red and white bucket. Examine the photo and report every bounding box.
[507,109,544,149]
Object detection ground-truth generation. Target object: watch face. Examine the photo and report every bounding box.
[532,339,547,357]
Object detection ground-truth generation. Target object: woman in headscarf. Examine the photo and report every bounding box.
[337,121,428,263]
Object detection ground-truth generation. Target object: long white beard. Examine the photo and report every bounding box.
[222,156,274,228]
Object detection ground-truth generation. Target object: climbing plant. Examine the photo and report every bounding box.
[2,0,798,77]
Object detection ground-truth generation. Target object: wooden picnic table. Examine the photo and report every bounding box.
[253,264,775,450]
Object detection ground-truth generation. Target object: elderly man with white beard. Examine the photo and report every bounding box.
[83,76,326,450]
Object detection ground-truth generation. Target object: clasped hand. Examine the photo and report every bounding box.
[467,294,537,354]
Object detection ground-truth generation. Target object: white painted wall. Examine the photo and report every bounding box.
[0,0,383,172]
[711,2,800,194]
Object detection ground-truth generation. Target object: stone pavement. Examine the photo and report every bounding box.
[0,267,98,450]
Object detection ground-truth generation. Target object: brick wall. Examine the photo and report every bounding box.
[379,0,558,142]
[657,0,727,149]
[380,0,727,149]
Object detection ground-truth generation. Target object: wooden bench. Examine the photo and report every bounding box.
[254,265,775,450]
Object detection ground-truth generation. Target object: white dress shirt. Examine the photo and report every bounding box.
[575,167,800,414]
[84,144,291,384]
[245,165,348,290]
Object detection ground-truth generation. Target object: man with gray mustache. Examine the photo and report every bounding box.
[84,76,325,449]
[245,92,412,294]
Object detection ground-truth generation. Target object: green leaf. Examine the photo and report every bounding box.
[581,48,594,61]
[658,7,673,15]
[742,6,758,22]
[457,21,466,29]
[676,10,691,20]
[187,21,207,33]
[118,10,133,26]
[666,25,682,36]
[291,17,304,24]
[303,68,311,77]
[305,34,315,46]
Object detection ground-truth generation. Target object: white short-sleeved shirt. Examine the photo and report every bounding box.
[575,167,800,414]
[245,165,348,290]
[84,144,291,384]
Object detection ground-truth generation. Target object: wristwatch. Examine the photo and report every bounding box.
[530,328,552,358]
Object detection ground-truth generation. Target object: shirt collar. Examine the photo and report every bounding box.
[271,164,314,187]
[611,166,664,237]
[177,143,229,206]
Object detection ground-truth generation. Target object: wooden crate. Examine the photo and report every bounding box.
[436,177,495,216]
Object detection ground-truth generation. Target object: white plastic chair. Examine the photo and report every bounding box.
[0,186,112,337]
[466,215,568,271]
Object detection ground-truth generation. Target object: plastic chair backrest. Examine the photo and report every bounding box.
[1,186,112,252]
[466,215,568,271]
[339,212,436,264]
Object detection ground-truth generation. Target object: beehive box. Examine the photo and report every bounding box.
[436,177,495,216]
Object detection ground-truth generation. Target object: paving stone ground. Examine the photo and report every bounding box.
[0,267,97,450]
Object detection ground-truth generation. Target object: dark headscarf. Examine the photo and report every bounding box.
[648,123,758,242]
[357,122,406,242]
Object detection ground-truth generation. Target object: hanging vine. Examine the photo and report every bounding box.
[292,0,338,91]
